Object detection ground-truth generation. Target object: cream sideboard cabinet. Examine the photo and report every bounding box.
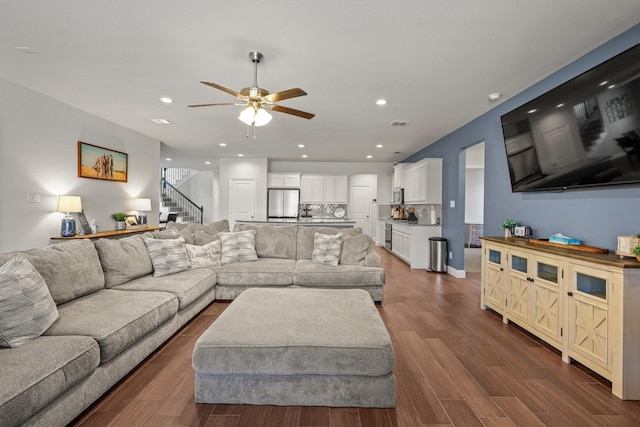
[480,236,640,400]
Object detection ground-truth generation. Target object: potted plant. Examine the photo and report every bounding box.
[633,245,640,262]
[500,219,519,238]
[111,212,127,230]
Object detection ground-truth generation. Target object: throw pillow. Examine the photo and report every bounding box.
[312,232,343,267]
[185,240,221,269]
[219,230,258,265]
[143,237,190,277]
[340,234,372,266]
[0,255,59,348]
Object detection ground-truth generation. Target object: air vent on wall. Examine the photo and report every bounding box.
[390,121,410,127]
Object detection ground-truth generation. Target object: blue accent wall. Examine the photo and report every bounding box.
[406,24,640,271]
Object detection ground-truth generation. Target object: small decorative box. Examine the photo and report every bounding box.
[549,234,581,245]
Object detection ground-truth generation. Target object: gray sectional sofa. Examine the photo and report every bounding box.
[0,220,385,427]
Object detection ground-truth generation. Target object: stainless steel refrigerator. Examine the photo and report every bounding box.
[267,188,300,219]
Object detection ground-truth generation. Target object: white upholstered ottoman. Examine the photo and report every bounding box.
[192,288,395,407]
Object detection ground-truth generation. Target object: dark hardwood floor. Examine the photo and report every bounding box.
[72,248,640,426]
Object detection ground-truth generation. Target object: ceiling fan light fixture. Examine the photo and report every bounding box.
[238,106,272,127]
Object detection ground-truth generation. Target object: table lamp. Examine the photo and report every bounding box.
[134,198,152,226]
[57,196,82,237]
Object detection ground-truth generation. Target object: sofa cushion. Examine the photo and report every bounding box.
[44,289,178,363]
[233,224,297,259]
[219,230,258,265]
[0,336,99,427]
[144,237,190,277]
[0,255,58,348]
[166,220,230,245]
[153,228,182,240]
[185,240,221,268]
[115,268,217,310]
[340,234,373,266]
[214,258,296,286]
[195,230,219,246]
[294,259,385,287]
[296,227,362,260]
[0,239,105,305]
[94,236,154,287]
[312,232,343,267]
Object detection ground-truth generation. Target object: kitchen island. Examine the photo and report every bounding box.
[238,219,356,228]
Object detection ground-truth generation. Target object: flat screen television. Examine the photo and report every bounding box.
[500,43,640,192]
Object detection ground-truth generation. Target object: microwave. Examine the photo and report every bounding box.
[393,187,404,204]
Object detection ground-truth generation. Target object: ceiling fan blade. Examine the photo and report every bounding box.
[263,88,307,103]
[271,104,315,120]
[200,81,244,99]
[188,103,237,107]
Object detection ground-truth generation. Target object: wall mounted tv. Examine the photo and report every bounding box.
[500,43,640,192]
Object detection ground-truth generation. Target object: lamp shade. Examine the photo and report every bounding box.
[57,196,82,213]
[134,198,152,211]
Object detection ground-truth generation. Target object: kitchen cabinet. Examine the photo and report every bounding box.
[480,236,640,399]
[376,220,387,246]
[393,163,407,189]
[300,175,347,203]
[268,173,300,188]
[403,158,442,204]
[389,222,442,269]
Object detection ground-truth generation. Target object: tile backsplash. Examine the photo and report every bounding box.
[299,203,347,219]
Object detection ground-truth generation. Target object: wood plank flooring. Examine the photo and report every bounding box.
[72,248,640,426]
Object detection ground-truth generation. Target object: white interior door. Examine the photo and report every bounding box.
[229,178,256,229]
[349,185,371,235]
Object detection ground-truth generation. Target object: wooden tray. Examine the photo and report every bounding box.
[528,239,609,253]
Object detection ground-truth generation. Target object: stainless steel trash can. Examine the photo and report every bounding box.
[428,237,447,272]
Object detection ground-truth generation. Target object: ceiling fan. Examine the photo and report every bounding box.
[188,51,315,127]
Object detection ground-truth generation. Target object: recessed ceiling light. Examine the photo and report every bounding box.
[205,161,211,165]
[15,46,37,54]
[376,144,383,148]
[166,158,172,161]
[238,154,244,157]
[159,97,174,104]
[608,84,616,89]
[376,99,387,106]
[528,109,537,114]
[302,155,308,158]
[150,118,172,124]
[298,144,305,148]
[219,143,227,147]
[366,155,373,159]
[599,81,608,86]
[556,103,564,108]
[488,93,501,102]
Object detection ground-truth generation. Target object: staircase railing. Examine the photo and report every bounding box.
[160,177,204,224]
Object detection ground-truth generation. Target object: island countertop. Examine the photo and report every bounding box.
[238,218,356,227]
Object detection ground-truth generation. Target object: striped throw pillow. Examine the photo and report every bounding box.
[219,230,258,265]
[312,232,343,267]
[0,255,59,348]
[143,237,190,277]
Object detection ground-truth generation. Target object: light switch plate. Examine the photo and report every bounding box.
[449,200,455,208]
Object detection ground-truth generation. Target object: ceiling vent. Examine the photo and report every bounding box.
[390,121,410,127]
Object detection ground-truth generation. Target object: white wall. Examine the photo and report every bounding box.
[177,171,215,223]
[0,78,160,252]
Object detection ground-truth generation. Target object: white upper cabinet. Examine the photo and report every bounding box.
[300,175,348,203]
[403,158,442,204]
[393,163,407,188]
[268,173,301,188]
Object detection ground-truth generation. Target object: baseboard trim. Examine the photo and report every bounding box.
[447,266,466,278]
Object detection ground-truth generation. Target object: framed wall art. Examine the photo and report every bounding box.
[78,141,128,182]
